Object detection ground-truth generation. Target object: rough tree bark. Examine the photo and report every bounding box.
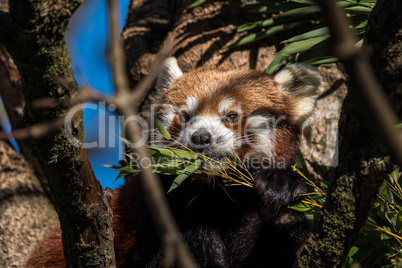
[0,140,59,267]
[0,4,59,267]
[296,0,401,266]
[0,0,116,267]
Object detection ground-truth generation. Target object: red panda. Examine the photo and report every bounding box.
[24,58,321,267]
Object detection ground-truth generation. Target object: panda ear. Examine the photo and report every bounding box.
[274,64,322,127]
[156,57,183,93]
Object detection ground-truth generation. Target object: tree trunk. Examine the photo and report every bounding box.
[0,0,116,267]
[0,8,59,266]
[296,0,401,266]
[0,141,59,268]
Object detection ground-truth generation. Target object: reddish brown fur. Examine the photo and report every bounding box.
[157,67,299,164]
[24,179,143,268]
[24,227,65,268]
[25,66,309,267]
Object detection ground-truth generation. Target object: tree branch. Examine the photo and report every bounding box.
[2,0,116,267]
[106,0,199,267]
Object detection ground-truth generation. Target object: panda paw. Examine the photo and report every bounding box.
[254,168,306,211]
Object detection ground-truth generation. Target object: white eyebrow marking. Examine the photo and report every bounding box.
[185,96,198,114]
[218,98,236,114]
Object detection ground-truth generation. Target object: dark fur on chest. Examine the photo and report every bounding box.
[112,168,310,268]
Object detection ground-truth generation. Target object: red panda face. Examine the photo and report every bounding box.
[152,58,321,167]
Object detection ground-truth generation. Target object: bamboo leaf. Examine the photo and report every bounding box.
[279,34,330,55]
[290,202,313,212]
[168,159,202,193]
[249,2,306,13]
[103,164,123,169]
[237,15,309,33]
[266,35,330,73]
[288,0,315,4]
[344,6,373,14]
[227,22,303,49]
[283,27,329,43]
[237,21,263,32]
[117,166,141,173]
[265,54,289,74]
[187,0,213,9]
[278,5,321,17]
[231,1,307,13]
[149,147,198,159]
[154,116,171,140]
[346,0,376,3]
[116,135,134,145]
[114,171,129,182]
[396,207,402,232]
[354,20,368,31]
[302,57,339,65]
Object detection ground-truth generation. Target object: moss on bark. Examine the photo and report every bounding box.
[0,1,116,267]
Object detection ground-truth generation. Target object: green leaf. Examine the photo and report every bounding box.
[387,187,395,203]
[283,27,329,43]
[303,57,339,65]
[227,22,303,49]
[280,34,330,55]
[278,5,321,17]
[290,202,313,212]
[346,0,376,3]
[355,38,364,48]
[103,164,122,169]
[288,0,315,4]
[117,166,141,173]
[249,2,306,13]
[114,171,129,182]
[396,207,402,232]
[344,6,373,14]
[295,151,311,179]
[231,1,308,13]
[116,135,134,145]
[187,0,213,9]
[168,159,202,193]
[154,116,171,140]
[265,53,289,74]
[148,147,198,159]
[348,246,359,258]
[237,15,308,33]
[349,244,375,264]
[354,20,368,31]
[266,34,330,73]
[237,22,263,32]
[304,212,315,221]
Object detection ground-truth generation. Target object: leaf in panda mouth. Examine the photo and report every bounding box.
[154,116,171,140]
[168,159,203,193]
[106,116,255,191]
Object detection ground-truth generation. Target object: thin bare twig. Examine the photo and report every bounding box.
[0,88,113,141]
[106,0,199,267]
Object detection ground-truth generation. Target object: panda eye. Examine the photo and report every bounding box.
[179,111,191,123]
[225,113,239,123]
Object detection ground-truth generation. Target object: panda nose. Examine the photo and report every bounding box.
[191,129,213,147]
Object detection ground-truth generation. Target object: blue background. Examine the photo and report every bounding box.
[65,0,131,188]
